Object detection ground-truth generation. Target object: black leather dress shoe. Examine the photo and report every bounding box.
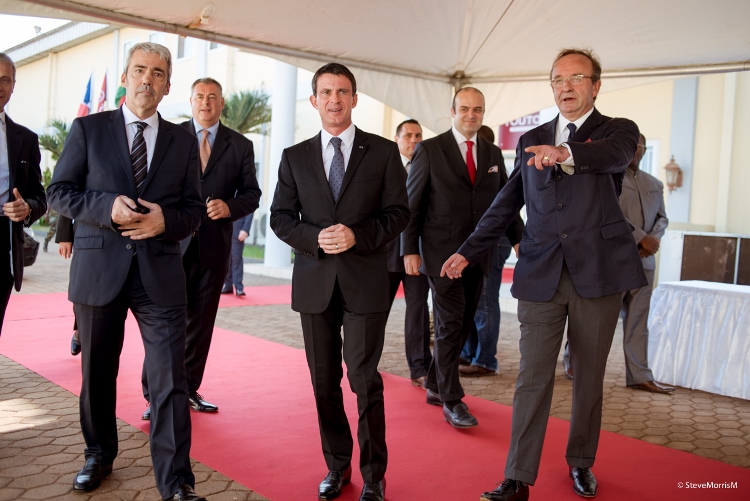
[569,466,597,498]
[628,380,674,394]
[171,483,206,500]
[318,466,351,500]
[443,402,478,428]
[425,389,441,406]
[142,404,151,421]
[359,479,385,501]
[189,392,218,412]
[236,290,246,297]
[480,479,529,501]
[71,331,81,356]
[221,285,233,294]
[72,457,113,491]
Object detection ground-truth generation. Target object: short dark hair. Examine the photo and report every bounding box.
[191,77,223,96]
[550,48,602,82]
[395,119,421,137]
[311,63,357,96]
[477,125,495,144]
[451,86,484,111]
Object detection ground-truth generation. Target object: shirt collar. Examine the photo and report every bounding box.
[194,119,220,137]
[122,103,160,130]
[321,123,356,149]
[558,107,595,139]
[451,126,477,146]
[400,153,411,167]
[0,111,6,126]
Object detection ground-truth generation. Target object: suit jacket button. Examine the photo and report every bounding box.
[557,204,563,210]
[556,175,561,181]
[126,244,133,250]
[561,234,568,239]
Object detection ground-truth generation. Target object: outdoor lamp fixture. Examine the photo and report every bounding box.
[664,155,683,193]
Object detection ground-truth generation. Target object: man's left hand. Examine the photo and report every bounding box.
[207,199,230,220]
[525,145,569,171]
[119,199,165,240]
[640,234,660,256]
[318,224,355,254]
[440,253,469,279]
[3,188,31,222]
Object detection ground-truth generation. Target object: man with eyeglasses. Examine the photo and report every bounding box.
[441,48,644,500]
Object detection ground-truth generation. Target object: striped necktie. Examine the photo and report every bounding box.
[131,121,148,194]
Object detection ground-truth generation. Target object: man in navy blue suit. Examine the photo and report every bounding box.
[442,48,645,501]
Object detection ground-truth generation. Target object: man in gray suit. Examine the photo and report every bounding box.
[618,133,674,394]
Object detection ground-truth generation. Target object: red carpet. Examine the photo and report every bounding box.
[2,293,749,501]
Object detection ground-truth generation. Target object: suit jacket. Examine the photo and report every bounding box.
[180,120,261,270]
[386,159,409,273]
[401,130,523,277]
[47,108,205,307]
[55,214,75,243]
[620,168,668,271]
[457,109,647,301]
[3,115,47,291]
[270,127,410,314]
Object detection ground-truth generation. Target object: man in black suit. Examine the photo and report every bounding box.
[402,87,523,429]
[441,48,645,500]
[54,214,81,356]
[141,77,261,419]
[386,119,431,387]
[223,213,253,296]
[0,53,47,336]
[270,63,409,501]
[47,43,207,501]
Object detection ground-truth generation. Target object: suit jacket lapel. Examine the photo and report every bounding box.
[541,117,557,146]
[440,131,472,186]
[474,137,490,187]
[573,108,604,142]
[107,107,138,194]
[306,133,334,205]
[5,116,21,190]
[204,122,230,176]
[142,115,173,194]
[336,127,368,203]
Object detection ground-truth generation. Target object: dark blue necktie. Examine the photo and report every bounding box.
[566,122,577,142]
[131,121,148,194]
[329,137,345,202]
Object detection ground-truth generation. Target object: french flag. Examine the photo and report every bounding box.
[77,74,93,117]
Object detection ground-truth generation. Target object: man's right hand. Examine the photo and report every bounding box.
[58,242,73,259]
[639,234,660,256]
[441,253,469,279]
[404,254,422,276]
[111,195,144,226]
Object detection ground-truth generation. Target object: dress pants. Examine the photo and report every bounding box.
[462,237,512,371]
[620,268,656,386]
[0,217,13,337]
[76,257,194,499]
[505,264,621,485]
[300,280,388,483]
[143,237,227,399]
[224,234,245,293]
[387,271,432,379]
[424,263,484,402]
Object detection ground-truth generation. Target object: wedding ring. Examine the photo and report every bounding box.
[543,156,550,161]
[335,244,339,249]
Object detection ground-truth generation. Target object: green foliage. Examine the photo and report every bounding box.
[221,90,272,135]
[38,119,70,162]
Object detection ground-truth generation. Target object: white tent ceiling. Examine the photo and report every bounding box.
[2,0,749,131]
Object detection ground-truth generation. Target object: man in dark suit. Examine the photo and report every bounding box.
[141,77,261,419]
[386,119,431,387]
[402,87,523,429]
[270,63,409,501]
[54,214,81,355]
[47,43,207,501]
[0,53,47,337]
[223,213,253,296]
[441,48,645,500]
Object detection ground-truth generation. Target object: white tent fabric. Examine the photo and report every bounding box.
[2,0,749,130]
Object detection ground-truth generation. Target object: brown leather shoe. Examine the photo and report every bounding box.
[628,380,674,394]
[459,356,471,366]
[459,364,496,377]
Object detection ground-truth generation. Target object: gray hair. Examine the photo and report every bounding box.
[191,77,223,96]
[123,42,172,82]
[0,52,16,81]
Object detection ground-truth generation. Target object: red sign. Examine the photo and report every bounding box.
[498,112,541,150]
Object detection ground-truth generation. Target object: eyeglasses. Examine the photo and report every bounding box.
[550,75,593,88]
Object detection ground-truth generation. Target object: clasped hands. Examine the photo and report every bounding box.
[318,224,355,254]
[112,195,165,240]
[525,145,570,170]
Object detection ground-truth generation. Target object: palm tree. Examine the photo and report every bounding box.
[220,90,271,134]
[38,119,70,162]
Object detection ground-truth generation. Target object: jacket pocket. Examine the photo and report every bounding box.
[74,236,103,250]
[600,220,632,239]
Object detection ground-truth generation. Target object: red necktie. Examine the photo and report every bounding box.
[466,140,476,184]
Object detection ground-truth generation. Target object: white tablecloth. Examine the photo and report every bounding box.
[648,280,750,400]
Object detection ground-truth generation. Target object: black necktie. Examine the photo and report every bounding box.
[131,121,148,193]
[567,123,577,143]
[329,137,345,202]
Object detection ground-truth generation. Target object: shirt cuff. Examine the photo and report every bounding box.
[558,143,575,175]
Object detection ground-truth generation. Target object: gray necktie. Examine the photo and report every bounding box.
[131,121,148,194]
[329,137,345,202]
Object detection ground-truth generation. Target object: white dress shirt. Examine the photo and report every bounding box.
[320,123,356,179]
[555,107,595,174]
[451,126,478,166]
[0,111,9,204]
[122,104,159,170]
